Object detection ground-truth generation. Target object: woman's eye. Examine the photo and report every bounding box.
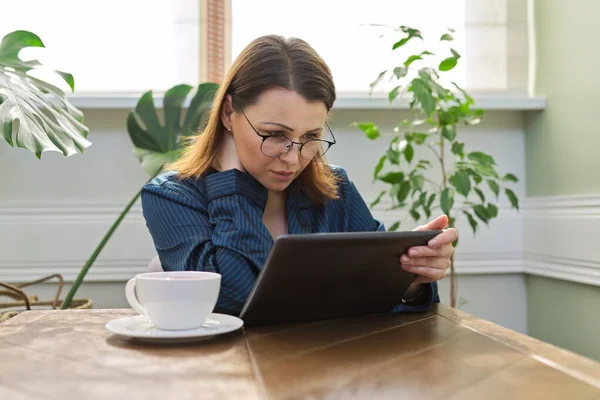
[265,131,285,137]
[303,133,319,140]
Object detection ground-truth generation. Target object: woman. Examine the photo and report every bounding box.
[141,35,457,316]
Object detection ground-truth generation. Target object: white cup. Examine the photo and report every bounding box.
[125,271,221,330]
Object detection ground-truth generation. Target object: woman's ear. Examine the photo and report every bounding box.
[220,94,234,131]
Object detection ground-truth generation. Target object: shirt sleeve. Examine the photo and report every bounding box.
[140,169,271,315]
[336,167,440,312]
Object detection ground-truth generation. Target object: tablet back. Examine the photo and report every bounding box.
[239,230,441,327]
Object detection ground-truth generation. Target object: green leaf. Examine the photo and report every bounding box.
[427,193,436,209]
[440,33,454,41]
[164,84,194,149]
[450,171,471,197]
[411,175,424,190]
[463,210,478,233]
[388,221,401,232]
[442,125,456,141]
[473,163,499,178]
[439,57,458,71]
[387,148,400,165]
[357,122,380,140]
[132,148,179,177]
[374,154,387,179]
[0,30,91,158]
[410,209,420,220]
[474,187,485,203]
[392,27,423,50]
[393,67,408,79]
[503,173,519,182]
[487,180,500,198]
[412,79,436,116]
[389,86,401,103]
[370,70,387,88]
[379,171,405,184]
[451,48,461,58]
[411,132,428,144]
[417,159,432,170]
[0,30,44,61]
[468,151,495,166]
[451,141,464,157]
[505,188,520,210]
[473,204,490,225]
[397,181,411,202]
[452,82,473,105]
[370,190,387,208]
[127,83,218,175]
[393,38,411,50]
[440,188,454,215]
[181,82,218,136]
[438,111,454,125]
[468,170,483,184]
[55,71,75,91]
[404,143,414,163]
[404,54,423,67]
[487,203,499,218]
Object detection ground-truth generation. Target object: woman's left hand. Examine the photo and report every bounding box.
[400,214,457,284]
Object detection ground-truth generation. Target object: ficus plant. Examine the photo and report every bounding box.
[355,26,520,307]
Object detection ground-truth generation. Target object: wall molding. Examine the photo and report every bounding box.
[64,92,547,111]
[1,194,599,286]
[523,194,600,286]
[0,259,150,282]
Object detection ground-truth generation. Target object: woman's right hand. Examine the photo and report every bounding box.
[213,129,245,172]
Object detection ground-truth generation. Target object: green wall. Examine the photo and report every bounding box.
[527,276,600,361]
[525,0,600,362]
[525,0,600,196]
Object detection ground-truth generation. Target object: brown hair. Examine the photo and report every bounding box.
[167,35,339,205]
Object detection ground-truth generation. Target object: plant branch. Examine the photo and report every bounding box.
[61,168,163,309]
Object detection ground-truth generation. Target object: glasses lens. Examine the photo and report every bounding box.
[301,140,331,160]
[261,136,291,158]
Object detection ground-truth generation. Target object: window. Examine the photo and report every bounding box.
[1,0,200,93]
[231,0,529,94]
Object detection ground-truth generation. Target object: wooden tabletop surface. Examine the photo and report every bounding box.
[1,304,599,399]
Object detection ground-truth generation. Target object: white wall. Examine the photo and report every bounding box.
[0,106,528,333]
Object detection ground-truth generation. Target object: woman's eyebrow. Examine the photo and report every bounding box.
[261,121,323,133]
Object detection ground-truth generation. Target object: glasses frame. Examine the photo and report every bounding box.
[234,102,337,161]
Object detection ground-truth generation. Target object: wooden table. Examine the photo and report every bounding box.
[1,305,600,399]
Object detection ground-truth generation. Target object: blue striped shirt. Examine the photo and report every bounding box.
[141,165,439,316]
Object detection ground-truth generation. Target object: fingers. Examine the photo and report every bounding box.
[403,243,454,259]
[413,214,449,232]
[401,255,451,270]
[427,227,458,248]
[402,264,448,282]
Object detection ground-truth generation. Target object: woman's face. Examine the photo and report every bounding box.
[223,88,329,192]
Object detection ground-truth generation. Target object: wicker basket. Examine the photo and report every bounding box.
[0,274,92,324]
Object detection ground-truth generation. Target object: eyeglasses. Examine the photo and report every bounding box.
[236,105,336,161]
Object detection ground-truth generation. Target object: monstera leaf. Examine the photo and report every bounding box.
[60,82,219,309]
[126,82,219,176]
[0,30,90,158]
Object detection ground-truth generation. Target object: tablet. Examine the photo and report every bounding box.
[239,229,442,327]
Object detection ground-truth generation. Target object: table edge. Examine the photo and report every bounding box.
[433,304,600,389]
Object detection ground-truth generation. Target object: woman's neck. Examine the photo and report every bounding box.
[263,190,288,239]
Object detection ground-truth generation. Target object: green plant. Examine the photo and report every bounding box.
[355,26,520,307]
[61,82,218,308]
[0,30,90,157]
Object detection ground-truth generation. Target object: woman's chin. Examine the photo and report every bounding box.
[263,180,292,192]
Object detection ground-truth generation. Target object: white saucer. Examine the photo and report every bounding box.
[105,313,244,343]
